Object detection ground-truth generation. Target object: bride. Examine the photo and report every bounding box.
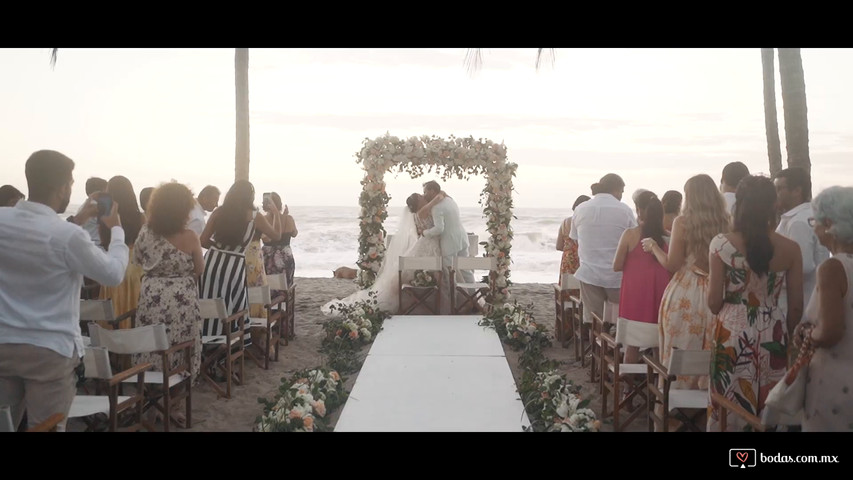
[322,191,447,314]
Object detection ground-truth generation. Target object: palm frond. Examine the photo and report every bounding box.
[49,48,58,69]
[464,48,484,77]
[535,48,555,71]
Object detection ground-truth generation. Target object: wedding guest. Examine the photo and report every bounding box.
[67,176,108,247]
[97,176,145,329]
[706,175,803,432]
[631,188,649,204]
[199,181,281,346]
[188,185,220,237]
[661,190,682,234]
[570,173,637,330]
[0,150,128,431]
[720,161,750,216]
[774,167,830,314]
[613,190,672,365]
[555,194,591,295]
[133,182,203,400]
[795,186,853,432]
[139,186,154,215]
[262,192,298,293]
[0,185,24,206]
[642,174,729,407]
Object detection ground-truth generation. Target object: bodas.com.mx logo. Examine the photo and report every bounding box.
[730,449,757,468]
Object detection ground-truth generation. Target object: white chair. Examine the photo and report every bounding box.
[589,301,619,385]
[0,405,14,432]
[198,298,248,399]
[398,256,442,315]
[451,256,495,315]
[600,316,660,431]
[267,273,294,343]
[1,405,66,432]
[79,299,137,346]
[246,284,283,370]
[88,322,193,431]
[553,272,581,345]
[68,346,151,432]
[645,348,712,432]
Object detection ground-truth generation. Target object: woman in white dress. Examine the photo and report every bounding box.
[322,192,446,314]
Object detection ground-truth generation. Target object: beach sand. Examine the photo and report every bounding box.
[164,277,643,432]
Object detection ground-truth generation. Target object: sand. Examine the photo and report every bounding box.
[168,277,641,432]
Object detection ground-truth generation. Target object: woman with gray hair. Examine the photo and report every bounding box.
[794,186,853,431]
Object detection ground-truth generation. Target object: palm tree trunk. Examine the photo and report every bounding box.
[235,48,250,182]
[762,48,783,177]
[778,48,810,174]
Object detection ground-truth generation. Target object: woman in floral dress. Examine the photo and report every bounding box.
[133,182,204,386]
[262,192,298,297]
[706,176,803,431]
[641,174,730,430]
[556,195,590,299]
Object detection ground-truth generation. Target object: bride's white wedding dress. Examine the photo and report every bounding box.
[321,208,442,315]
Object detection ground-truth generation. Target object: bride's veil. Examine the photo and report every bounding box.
[321,207,418,315]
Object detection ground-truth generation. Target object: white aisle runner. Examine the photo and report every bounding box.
[334,315,530,432]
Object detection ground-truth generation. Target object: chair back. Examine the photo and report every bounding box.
[266,273,289,291]
[666,348,711,376]
[248,284,272,305]
[454,256,496,272]
[0,405,14,432]
[399,256,442,272]
[198,298,229,319]
[89,323,170,355]
[80,299,115,322]
[82,346,115,379]
[559,272,581,290]
[615,317,659,349]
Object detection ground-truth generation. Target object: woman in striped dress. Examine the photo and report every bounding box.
[199,181,282,344]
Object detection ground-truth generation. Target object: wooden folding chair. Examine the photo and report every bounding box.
[267,273,293,344]
[553,273,580,346]
[88,322,193,431]
[79,299,137,344]
[198,298,248,399]
[645,348,711,432]
[398,256,442,315]
[451,256,495,315]
[246,284,284,370]
[710,392,767,432]
[569,293,586,364]
[67,346,151,432]
[600,317,659,431]
[589,301,618,387]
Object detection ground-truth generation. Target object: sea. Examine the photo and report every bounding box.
[65,204,568,284]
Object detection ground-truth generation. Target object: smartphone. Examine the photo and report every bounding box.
[263,193,271,206]
[97,194,113,217]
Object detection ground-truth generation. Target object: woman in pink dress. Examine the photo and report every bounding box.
[613,190,673,364]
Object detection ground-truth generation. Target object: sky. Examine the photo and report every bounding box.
[2,47,852,210]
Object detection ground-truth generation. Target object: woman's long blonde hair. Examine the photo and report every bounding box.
[682,174,731,262]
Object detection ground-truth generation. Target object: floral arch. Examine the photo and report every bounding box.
[354,133,517,305]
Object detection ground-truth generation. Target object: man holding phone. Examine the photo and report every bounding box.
[0,150,129,431]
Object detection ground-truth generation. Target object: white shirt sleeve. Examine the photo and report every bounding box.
[787,220,822,276]
[64,226,129,286]
[568,210,579,241]
[187,215,205,237]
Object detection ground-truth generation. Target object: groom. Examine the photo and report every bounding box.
[421,180,475,314]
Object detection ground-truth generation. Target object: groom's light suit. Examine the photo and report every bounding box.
[423,196,476,311]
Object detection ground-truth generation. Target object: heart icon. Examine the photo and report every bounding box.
[736,452,749,463]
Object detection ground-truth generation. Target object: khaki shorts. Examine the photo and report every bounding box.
[579,281,620,324]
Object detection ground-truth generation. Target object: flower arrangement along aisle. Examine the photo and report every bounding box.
[479,301,551,363]
[256,368,348,432]
[520,370,600,432]
[322,290,391,372]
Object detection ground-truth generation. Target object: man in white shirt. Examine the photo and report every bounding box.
[569,173,637,328]
[774,167,830,310]
[187,185,220,237]
[0,151,129,431]
[720,161,750,217]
